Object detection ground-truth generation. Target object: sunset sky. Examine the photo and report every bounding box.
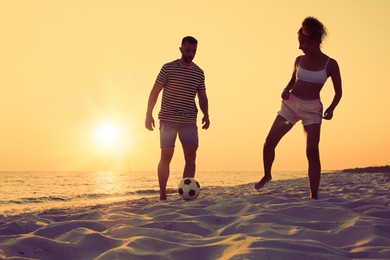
[1,0,389,172]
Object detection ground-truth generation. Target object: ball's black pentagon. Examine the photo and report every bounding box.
[189,189,196,196]
[184,179,192,185]
[196,181,200,188]
[178,188,184,195]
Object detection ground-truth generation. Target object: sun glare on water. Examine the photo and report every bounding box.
[93,121,129,154]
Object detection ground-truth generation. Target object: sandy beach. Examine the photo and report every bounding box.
[0,170,389,259]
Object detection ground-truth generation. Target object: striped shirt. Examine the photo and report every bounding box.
[156,60,206,124]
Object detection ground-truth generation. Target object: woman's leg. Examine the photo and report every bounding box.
[255,115,294,190]
[304,124,321,199]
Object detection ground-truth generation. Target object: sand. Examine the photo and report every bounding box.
[0,171,389,259]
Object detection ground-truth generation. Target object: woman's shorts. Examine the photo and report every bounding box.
[159,120,198,148]
[278,93,323,125]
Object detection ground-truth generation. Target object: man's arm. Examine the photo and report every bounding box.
[198,90,210,129]
[145,82,164,131]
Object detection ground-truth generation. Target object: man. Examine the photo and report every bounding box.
[145,36,210,200]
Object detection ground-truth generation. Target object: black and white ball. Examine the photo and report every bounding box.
[178,178,201,200]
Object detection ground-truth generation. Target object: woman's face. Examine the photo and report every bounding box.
[298,34,317,54]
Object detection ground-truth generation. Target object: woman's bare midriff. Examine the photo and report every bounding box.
[291,80,324,100]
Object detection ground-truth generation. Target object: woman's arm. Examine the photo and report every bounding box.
[282,56,300,100]
[323,59,342,120]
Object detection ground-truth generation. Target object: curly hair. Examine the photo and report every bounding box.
[298,17,327,44]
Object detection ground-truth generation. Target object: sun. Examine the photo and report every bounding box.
[93,121,127,153]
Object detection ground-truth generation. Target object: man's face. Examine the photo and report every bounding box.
[180,42,197,63]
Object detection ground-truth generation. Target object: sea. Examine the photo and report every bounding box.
[0,170,309,216]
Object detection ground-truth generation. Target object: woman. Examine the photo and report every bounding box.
[255,17,342,199]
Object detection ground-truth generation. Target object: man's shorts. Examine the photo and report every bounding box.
[159,120,198,148]
[278,93,323,126]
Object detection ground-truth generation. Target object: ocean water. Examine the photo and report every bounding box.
[0,170,308,216]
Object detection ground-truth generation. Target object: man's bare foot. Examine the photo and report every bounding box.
[160,194,167,200]
[254,176,272,190]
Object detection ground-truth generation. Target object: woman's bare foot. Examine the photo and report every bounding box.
[254,176,272,190]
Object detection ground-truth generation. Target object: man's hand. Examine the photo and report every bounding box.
[145,115,155,131]
[281,89,290,100]
[202,116,210,130]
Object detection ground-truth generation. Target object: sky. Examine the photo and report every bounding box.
[0,0,389,172]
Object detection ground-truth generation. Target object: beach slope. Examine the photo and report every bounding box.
[0,170,389,259]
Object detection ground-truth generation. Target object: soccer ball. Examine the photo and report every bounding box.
[178,178,201,200]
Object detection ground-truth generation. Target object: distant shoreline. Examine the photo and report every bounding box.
[341,165,390,173]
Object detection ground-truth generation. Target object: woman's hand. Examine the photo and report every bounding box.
[323,108,334,120]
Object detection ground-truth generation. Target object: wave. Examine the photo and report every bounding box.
[1,196,69,205]
[0,188,174,206]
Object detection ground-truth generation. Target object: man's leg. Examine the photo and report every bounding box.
[158,121,177,200]
[158,147,174,200]
[183,144,198,178]
[255,115,294,190]
[304,123,321,199]
[178,124,199,178]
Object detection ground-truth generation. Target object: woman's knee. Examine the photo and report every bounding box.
[306,146,320,160]
[264,138,277,151]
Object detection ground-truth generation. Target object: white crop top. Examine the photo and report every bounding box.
[296,57,330,84]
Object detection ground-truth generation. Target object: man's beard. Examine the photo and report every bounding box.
[183,56,194,63]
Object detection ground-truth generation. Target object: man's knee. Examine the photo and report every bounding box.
[183,144,197,161]
[160,148,174,162]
